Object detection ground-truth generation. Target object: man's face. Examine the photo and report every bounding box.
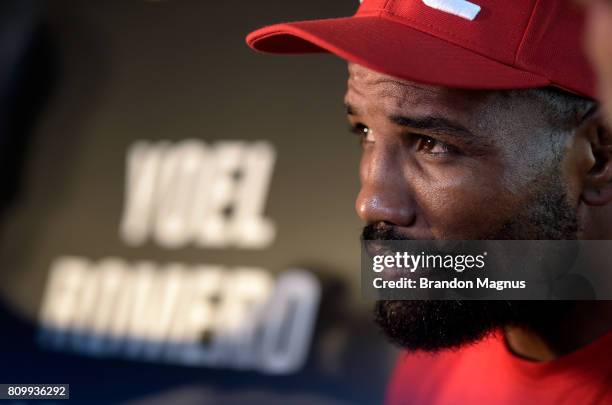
[345,63,582,351]
[346,63,583,240]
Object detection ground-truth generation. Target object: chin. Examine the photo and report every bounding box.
[374,300,574,352]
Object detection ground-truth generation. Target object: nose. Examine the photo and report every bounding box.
[355,144,417,227]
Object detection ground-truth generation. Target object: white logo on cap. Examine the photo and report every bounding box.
[422,0,481,21]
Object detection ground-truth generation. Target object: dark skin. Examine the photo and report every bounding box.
[345,62,612,361]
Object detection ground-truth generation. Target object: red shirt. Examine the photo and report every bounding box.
[386,331,612,405]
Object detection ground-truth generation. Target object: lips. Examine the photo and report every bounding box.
[364,241,428,282]
[364,239,472,283]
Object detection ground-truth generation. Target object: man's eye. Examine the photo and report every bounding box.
[415,135,451,155]
[350,123,375,142]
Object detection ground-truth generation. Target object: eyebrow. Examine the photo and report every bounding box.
[389,115,473,138]
[345,102,489,146]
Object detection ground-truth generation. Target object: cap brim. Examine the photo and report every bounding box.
[246,16,550,90]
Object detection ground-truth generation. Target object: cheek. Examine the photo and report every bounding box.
[411,164,519,239]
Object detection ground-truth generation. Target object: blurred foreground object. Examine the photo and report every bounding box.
[584,0,612,124]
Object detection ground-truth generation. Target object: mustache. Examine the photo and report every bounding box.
[361,222,411,241]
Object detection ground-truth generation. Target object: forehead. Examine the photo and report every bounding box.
[345,63,496,119]
[345,63,566,190]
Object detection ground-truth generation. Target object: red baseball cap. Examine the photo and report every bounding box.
[246,0,597,99]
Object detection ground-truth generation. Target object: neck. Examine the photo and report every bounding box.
[504,301,612,362]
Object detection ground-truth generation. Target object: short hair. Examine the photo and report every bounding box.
[512,87,597,132]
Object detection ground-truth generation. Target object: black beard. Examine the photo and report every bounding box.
[368,171,579,352]
[373,300,575,353]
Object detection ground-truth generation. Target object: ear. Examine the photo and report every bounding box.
[582,110,612,206]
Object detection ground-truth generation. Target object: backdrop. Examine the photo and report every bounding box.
[0,1,396,404]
